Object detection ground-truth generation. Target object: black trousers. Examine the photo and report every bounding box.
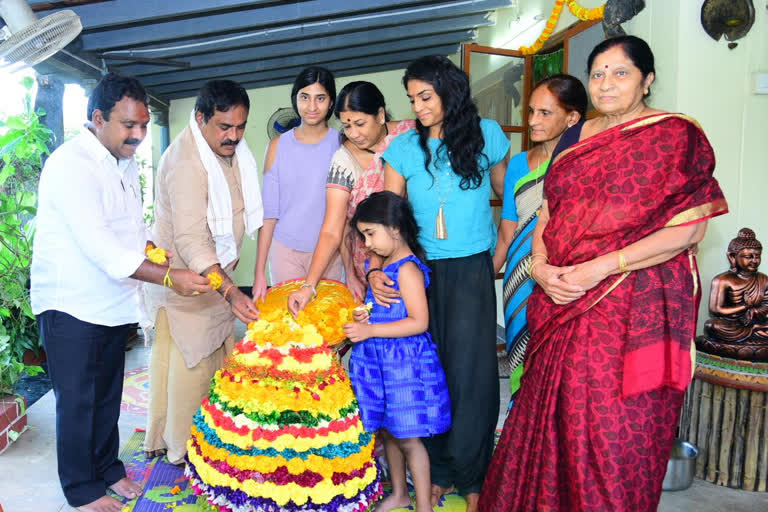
[37,310,131,507]
[423,251,500,495]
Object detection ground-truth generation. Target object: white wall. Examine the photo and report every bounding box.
[167,68,415,285]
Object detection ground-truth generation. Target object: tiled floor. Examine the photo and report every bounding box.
[1,323,767,512]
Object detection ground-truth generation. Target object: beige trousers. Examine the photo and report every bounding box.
[144,308,235,464]
[268,237,344,284]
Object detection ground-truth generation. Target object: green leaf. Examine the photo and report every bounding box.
[22,76,34,90]
[4,116,25,130]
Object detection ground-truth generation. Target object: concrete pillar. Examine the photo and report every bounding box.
[33,74,65,159]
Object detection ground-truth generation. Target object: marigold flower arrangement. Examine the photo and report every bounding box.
[145,242,168,264]
[255,279,358,347]
[186,279,381,512]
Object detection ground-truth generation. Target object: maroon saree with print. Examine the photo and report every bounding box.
[479,114,727,511]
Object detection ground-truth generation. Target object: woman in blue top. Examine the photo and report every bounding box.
[491,75,586,406]
[378,55,509,512]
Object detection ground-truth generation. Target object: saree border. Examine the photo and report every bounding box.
[551,113,703,168]
[621,112,702,132]
[584,272,631,313]
[664,198,729,227]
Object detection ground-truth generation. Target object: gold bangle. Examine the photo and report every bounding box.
[163,267,173,288]
[222,283,234,301]
[618,250,628,273]
[529,260,543,280]
[531,253,548,262]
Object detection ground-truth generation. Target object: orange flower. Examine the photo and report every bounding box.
[255,280,358,347]
[519,1,605,56]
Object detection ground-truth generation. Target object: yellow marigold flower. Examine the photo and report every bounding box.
[170,485,181,495]
[146,247,167,264]
[206,271,223,290]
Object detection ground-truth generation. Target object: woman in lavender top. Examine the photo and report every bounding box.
[253,67,343,300]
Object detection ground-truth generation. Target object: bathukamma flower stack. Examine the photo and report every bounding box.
[185,279,381,512]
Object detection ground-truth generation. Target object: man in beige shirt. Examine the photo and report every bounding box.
[145,80,262,464]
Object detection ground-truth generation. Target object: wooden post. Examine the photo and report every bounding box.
[730,389,750,488]
[717,387,738,486]
[743,391,765,491]
[759,397,768,492]
[706,385,724,481]
[688,377,702,442]
[696,381,712,478]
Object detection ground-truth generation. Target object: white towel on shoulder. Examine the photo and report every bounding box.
[188,111,263,268]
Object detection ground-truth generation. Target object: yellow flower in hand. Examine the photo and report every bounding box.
[146,244,168,264]
[206,271,223,290]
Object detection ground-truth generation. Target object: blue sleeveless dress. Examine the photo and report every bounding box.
[348,255,451,439]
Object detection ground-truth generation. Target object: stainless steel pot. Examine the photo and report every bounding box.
[662,439,699,491]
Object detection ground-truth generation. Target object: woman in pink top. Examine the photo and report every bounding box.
[288,81,414,312]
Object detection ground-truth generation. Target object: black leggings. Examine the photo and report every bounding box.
[422,251,500,495]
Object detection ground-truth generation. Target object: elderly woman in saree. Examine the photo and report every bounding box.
[492,74,587,405]
[480,35,728,512]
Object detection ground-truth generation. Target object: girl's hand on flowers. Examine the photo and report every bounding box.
[252,272,268,303]
[287,287,314,317]
[343,321,371,343]
[352,308,370,323]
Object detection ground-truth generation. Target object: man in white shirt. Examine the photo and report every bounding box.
[31,73,212,512]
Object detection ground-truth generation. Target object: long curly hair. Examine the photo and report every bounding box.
[403,55,488,190]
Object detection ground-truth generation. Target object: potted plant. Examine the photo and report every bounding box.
[0,331,42,453]
[0,76,50,453]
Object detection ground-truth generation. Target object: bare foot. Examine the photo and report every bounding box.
[464,492,479,512]
[144,448,166,459]
[108,477,142,500]
[430,484,454,507]
[75,495,124,512]
[375,493,412,512]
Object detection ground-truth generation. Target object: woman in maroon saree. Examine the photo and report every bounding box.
[479,36,727,511]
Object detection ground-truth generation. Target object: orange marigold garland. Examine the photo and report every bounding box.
[566,0,605,21]
[520,0,605,56]
[185,279,381,511]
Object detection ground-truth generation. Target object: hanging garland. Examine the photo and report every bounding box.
[519,0,605,55]
[566,0,605,21]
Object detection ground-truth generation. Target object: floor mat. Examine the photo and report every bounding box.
[116,429,505,511]
[115,430,215,511]
[121,366,150,415]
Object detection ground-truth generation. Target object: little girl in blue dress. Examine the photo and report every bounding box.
[343,191,451,512]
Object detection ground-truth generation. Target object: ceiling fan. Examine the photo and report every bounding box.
[0,0,82,70]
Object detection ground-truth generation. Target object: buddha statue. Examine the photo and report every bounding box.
[697,228,768,361]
